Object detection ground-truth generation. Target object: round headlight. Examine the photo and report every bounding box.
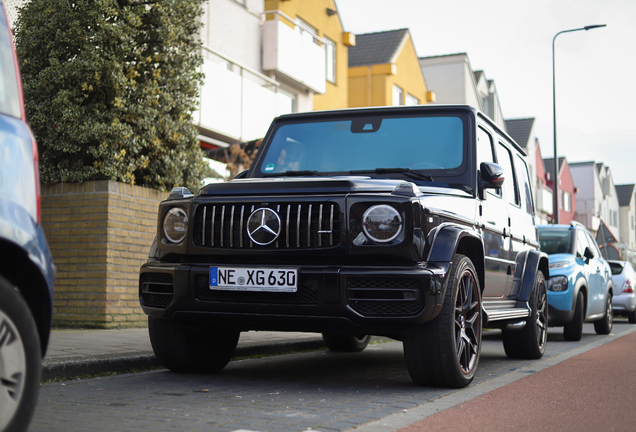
[163,207,188,244]
[362,205,402,243]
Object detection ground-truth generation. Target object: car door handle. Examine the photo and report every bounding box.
[596,267,601,273]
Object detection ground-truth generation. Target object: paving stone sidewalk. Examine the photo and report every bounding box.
[43,328,327,381]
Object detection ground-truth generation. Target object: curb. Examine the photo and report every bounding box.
[41,338,326,381]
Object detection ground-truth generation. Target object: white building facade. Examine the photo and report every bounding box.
[419,53,506,130]
[197,0,320,149]
[570,161,620,238]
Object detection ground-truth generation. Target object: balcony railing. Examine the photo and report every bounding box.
[262,10,326,94]
[194,47,292,142]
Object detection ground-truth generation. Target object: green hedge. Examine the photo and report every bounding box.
[15,0,211,191]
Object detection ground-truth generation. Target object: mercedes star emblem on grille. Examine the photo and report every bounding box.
[247,208,281,245]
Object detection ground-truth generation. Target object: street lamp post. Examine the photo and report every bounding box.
[552,24,606,224]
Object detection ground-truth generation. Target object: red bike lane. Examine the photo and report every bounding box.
[398,330,636,432]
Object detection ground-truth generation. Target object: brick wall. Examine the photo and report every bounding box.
[41,181,168,328]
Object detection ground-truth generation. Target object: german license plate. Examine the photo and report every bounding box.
[209,266,298,292]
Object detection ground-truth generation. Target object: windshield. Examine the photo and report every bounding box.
[255,115,465,178]
[538,229,572,255]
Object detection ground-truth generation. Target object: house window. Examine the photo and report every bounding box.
[481,95,489,114]
[563,191,571,213]
[276,89,296,116]
[324,36,336,83]
[405,94,419,106]
[392,85,403,106]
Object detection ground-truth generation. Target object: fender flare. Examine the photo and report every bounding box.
[427,223,484,292]
[515,249,549,308]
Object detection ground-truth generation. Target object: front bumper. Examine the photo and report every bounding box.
[547,286,575,327]
[139,261,449,335]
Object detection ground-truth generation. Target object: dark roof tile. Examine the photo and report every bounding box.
[349,29,409,67]
[616,184,636,207]
[543,157,566,176]
[505,118,535,148]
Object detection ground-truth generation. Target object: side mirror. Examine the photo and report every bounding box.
[479,162,505,199]
[584,246,595,262]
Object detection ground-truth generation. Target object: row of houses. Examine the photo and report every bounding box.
[7,0,635,258]
[196,0,635,258]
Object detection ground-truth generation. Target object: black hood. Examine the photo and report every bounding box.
[199,176,403,196]
[198,176,470,198]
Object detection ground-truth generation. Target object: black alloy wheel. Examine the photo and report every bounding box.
[403,254,482,388]
[503,271,548,359]
[454,265,481,375]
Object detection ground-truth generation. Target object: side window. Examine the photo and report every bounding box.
[515,154,534,215]
[477,127,495,164]
[586,232,602,258]
[477,127,500,199]
[576,230,590,258]
[495,142,520,206]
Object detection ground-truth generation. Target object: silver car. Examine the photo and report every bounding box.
[609,260,636,323]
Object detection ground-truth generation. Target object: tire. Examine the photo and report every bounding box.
[503,271,548,359]
[322,334,370,352]
[0,276,42,432]
[594,293,613,335]
[628,309,636,324]
[403,254,482,388]
[564,291,584,341]
[148,317,239,373]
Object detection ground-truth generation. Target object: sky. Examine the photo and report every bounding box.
[336,0,636,185]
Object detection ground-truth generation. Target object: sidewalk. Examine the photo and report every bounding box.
[42,328,326,381]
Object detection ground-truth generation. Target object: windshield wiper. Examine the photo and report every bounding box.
[349,168,434,182]
[263,170,321,177]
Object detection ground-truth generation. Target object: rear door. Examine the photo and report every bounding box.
[586,231,612,315]
[577,230,605,316]
[477,126,512,299]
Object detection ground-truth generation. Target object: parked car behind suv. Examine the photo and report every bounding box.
[140,105,549,388]
[0,4,55,432]
[537,222,613,340]
[608,260,636,323]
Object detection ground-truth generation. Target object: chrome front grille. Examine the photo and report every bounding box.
[193,202,342,249]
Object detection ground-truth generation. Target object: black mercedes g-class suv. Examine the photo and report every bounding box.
[140,105,549,388]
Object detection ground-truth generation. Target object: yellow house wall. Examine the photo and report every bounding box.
[388,36,428,104]
[348,65,392,107]
[348,68,370,107]
[347,34,428,108]
[265,0,349,110]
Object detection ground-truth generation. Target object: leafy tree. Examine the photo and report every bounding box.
[14,0,211,191]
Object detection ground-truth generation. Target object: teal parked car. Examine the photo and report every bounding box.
[537,222,613,341]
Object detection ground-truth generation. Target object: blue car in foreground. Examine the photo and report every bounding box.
[537,222,613,341]
[0,4,55,431]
